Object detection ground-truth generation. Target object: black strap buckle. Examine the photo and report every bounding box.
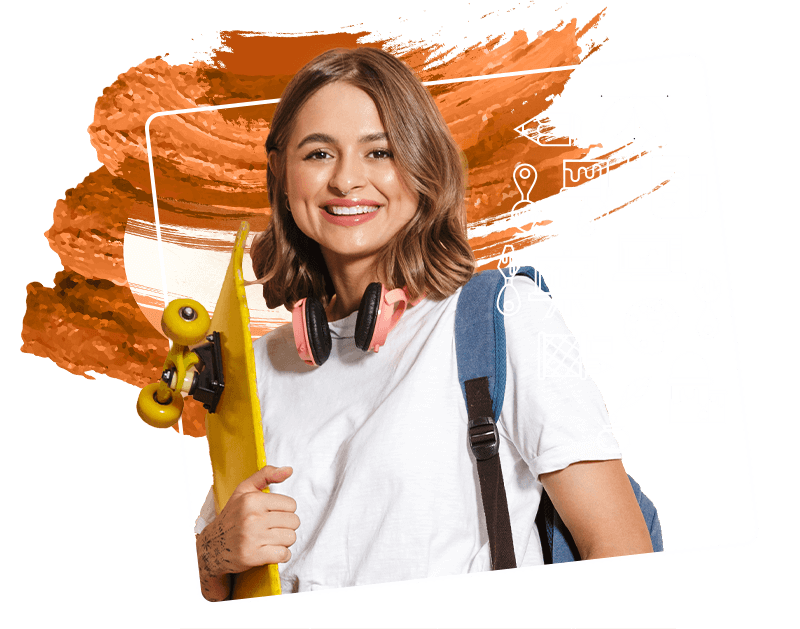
[468,415,499,460]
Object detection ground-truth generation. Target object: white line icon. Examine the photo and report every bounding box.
[538,330,614,378]
[538,332,585,379]
[514,111,583,146]
[650,155,708,219]
[511,164,539,236]
[667,351,728,424]
[692,266,722,341]
[559,159,614,238]
[496,245,521,317]
[597,92,672,169]
[622,297,681,356]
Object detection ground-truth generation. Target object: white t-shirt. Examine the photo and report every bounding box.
[195,276,621,592]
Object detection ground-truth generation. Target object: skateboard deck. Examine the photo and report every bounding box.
[205,222,281,598]
[136,220,281,599]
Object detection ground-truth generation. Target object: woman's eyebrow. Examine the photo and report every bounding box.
[296,131,388,149]
[297,132,336,149]
[359,132,388,143]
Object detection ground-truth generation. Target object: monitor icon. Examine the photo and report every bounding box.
[611,233,689,282]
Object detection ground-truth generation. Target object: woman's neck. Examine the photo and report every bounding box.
[323,253,382,321]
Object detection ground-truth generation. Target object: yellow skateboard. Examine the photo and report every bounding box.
[136,221,281,598]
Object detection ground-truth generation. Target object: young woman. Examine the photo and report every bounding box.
[194,47,653,601]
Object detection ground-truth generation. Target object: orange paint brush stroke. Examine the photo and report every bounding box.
[22,13,666,438]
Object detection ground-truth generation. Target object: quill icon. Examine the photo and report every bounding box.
[496,245,521,317]
[611,376,653,424]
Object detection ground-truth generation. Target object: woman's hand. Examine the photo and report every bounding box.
[196,465,299,601]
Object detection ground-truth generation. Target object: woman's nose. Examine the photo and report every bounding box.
[329,152,365,196]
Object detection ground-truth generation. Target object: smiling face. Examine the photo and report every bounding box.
[278,82,420,272]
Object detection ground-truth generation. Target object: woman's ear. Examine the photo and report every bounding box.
[267,150,279,178]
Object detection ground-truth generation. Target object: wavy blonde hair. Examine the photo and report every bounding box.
[251,47,474,309]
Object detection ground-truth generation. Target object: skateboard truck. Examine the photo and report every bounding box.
[158,331,225,413]
[137,299,226,428]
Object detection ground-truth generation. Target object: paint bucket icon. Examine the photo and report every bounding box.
[667,351,727,424]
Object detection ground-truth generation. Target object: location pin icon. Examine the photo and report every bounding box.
[514,163,537,200]
[511,164,539,236]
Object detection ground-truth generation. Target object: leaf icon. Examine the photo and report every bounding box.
[611,376,653,423]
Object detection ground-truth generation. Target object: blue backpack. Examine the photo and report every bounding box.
[454,266,663,568]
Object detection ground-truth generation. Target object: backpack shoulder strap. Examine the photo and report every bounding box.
[454,266,549,570]
[455,266,550,420]
[456,268,663,565]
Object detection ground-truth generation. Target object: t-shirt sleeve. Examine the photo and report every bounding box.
[194,486,217,535]
[499,273,622,478]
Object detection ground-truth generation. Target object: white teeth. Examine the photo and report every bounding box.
[325,205,379,216]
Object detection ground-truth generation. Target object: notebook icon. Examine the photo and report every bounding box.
[611,233,689,282]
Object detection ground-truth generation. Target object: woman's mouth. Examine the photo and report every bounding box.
[323,204,380,216]
[320,204,381,226]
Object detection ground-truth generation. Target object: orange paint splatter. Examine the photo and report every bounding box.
[22,14,668,439]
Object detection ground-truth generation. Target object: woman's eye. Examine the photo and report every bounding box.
[305,149,332,160]
[303,148,392,160]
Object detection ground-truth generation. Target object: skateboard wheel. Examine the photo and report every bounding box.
[161,299,210,346]
[137,382,184,428]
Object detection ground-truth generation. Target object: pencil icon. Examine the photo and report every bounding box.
[514,111,583,146]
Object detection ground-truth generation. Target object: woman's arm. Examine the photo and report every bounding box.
[196,527,233,601]
[539,459,653,560]
[195,465,300,602]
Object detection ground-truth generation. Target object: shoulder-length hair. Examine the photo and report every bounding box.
[251,47,474,310]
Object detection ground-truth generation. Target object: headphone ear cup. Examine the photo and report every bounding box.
[354,283,383,352]
[304,295,332,365]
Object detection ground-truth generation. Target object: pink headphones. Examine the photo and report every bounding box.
[292,283,413,366]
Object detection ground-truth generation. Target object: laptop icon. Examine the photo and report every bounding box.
[611,233,689,282]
